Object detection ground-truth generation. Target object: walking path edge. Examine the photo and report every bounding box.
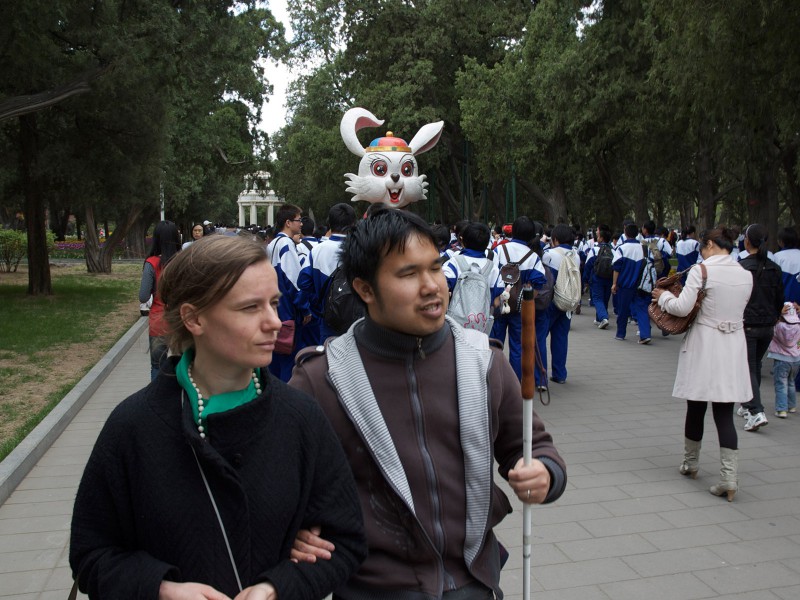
[0,317,148,505]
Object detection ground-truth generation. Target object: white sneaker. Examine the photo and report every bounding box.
[736,405,751,419]
[598,318,609,329]
[744,412,768,432]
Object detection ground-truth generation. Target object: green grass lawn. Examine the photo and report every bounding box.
[0,264,141,460]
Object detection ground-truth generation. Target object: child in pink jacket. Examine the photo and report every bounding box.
[766,302,800,417]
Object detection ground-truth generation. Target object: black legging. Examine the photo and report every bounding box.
[685,400,738,450]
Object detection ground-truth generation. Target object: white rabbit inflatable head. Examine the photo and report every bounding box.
[340,107,444,209]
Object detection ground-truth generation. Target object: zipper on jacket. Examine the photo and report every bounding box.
[406,356,453,591]
[416,337,426,360]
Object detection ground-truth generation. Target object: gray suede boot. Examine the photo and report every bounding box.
[709,447,738,502]
[679,438,701,479]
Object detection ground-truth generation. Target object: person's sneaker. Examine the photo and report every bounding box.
[593,319,600,325]
[789,407,797,414]
[775,410,788,419]
[536,385,548,392]
[737,405,751,419]
[598,318,609,329]
[615,336,625,341]
[638,337,651,345]
[744,411,768,432]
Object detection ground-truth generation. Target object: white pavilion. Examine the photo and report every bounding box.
[237,172,283,227]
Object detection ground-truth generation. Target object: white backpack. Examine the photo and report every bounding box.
[552,248,582,312]
[447,255,494,334]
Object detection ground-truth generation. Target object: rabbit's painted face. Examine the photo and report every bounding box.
[341,108,443,209]
[345,149,427,208]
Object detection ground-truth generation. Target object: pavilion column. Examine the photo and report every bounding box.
[250,203,258,226]
[267,204,274,226]
[238,203,245,227]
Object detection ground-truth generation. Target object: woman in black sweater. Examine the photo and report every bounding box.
[70,235,366,600]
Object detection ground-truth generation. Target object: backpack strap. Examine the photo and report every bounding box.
[501,243,511,264]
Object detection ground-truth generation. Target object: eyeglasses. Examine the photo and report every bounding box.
[289,218,303,223]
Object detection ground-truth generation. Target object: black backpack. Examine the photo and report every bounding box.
[535,263,555,311]
[499,245,536,315]
[323,265,366,335]
[593,244,614,279]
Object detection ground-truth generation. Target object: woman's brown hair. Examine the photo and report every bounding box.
[158,235,269,354]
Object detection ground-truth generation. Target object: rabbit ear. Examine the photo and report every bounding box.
[409,121,444,155]
[341,107,384,157]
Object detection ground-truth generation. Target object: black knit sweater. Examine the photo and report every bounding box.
[70,359,366,599]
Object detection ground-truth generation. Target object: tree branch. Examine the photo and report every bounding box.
[0,66,110,122]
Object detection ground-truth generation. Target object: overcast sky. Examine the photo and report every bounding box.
[259,0,291,136]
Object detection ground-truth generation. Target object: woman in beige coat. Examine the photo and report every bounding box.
[652,227,753,501]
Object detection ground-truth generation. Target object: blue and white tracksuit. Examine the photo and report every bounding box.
[541,244,577,383]
[613,239,652,341]
[267,232,310,381]
[675,238,700,284]
[773,248,800,304]
[443,249,504,300]
[489,240,546,382]
[297,234,346,343]
[642,236,673,279]
[584,244,612,322]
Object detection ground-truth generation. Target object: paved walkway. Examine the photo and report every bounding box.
[2,311,800,599]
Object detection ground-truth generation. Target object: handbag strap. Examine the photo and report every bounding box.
[183,392,243,593]
[68,580,78,600]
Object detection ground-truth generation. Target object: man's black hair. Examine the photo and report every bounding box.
[551,223,574,245]
[460,222,491,252]
[300,216,315,236]
[328,202,357,234]
[341,209,436,287]
[779,226,799,249]
[625,222,639,239]
[511,215,536,243]
[275,204,301,231]
[642,220,656,235]
[431,224,451,251]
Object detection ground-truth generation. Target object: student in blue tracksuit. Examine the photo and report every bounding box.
[542,224,580,384]
[267,203,311,381]
[490,216,546,382]
[675,226,701,284]
[443,222,503,302]
[297,203,357,343]
[612,223,654,344]
[773,227,800,304]
[584,225,613,329]
[641,220,673,280]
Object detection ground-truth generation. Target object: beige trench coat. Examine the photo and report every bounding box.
[656,254,754,403]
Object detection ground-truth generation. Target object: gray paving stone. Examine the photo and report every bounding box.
[556,533,658,562]
[641,524,741,551]
[694,562,800,595]
[708,537,800,566]
[534,556,640,590]
[622,546,729,577]
[599,572,716,600]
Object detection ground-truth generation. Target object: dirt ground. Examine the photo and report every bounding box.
[0,264,140,451]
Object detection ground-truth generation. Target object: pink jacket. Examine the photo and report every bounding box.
[768,320,800,360]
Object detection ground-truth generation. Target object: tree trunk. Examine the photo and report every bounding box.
[20,114,51,296]
[125,211,153,259]
[593,151,626,227]
[548,178,569,225]
[84,205,104,272]
[98,206,143,271]
[50,207,71,241]
[695,143,717,230]
[782,143,800,227]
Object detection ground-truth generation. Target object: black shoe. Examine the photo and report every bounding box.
[550,377,565,384]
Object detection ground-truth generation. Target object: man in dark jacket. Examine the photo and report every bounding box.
[289,208,566,600]
[738,224,785,432]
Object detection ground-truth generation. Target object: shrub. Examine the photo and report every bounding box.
[0,230,27,272]
[0,230,55,272]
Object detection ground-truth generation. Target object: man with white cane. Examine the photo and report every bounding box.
[290,209,566,599]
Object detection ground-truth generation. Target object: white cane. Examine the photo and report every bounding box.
[520,285,535,600]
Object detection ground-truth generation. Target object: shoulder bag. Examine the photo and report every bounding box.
[648,263,707,335]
